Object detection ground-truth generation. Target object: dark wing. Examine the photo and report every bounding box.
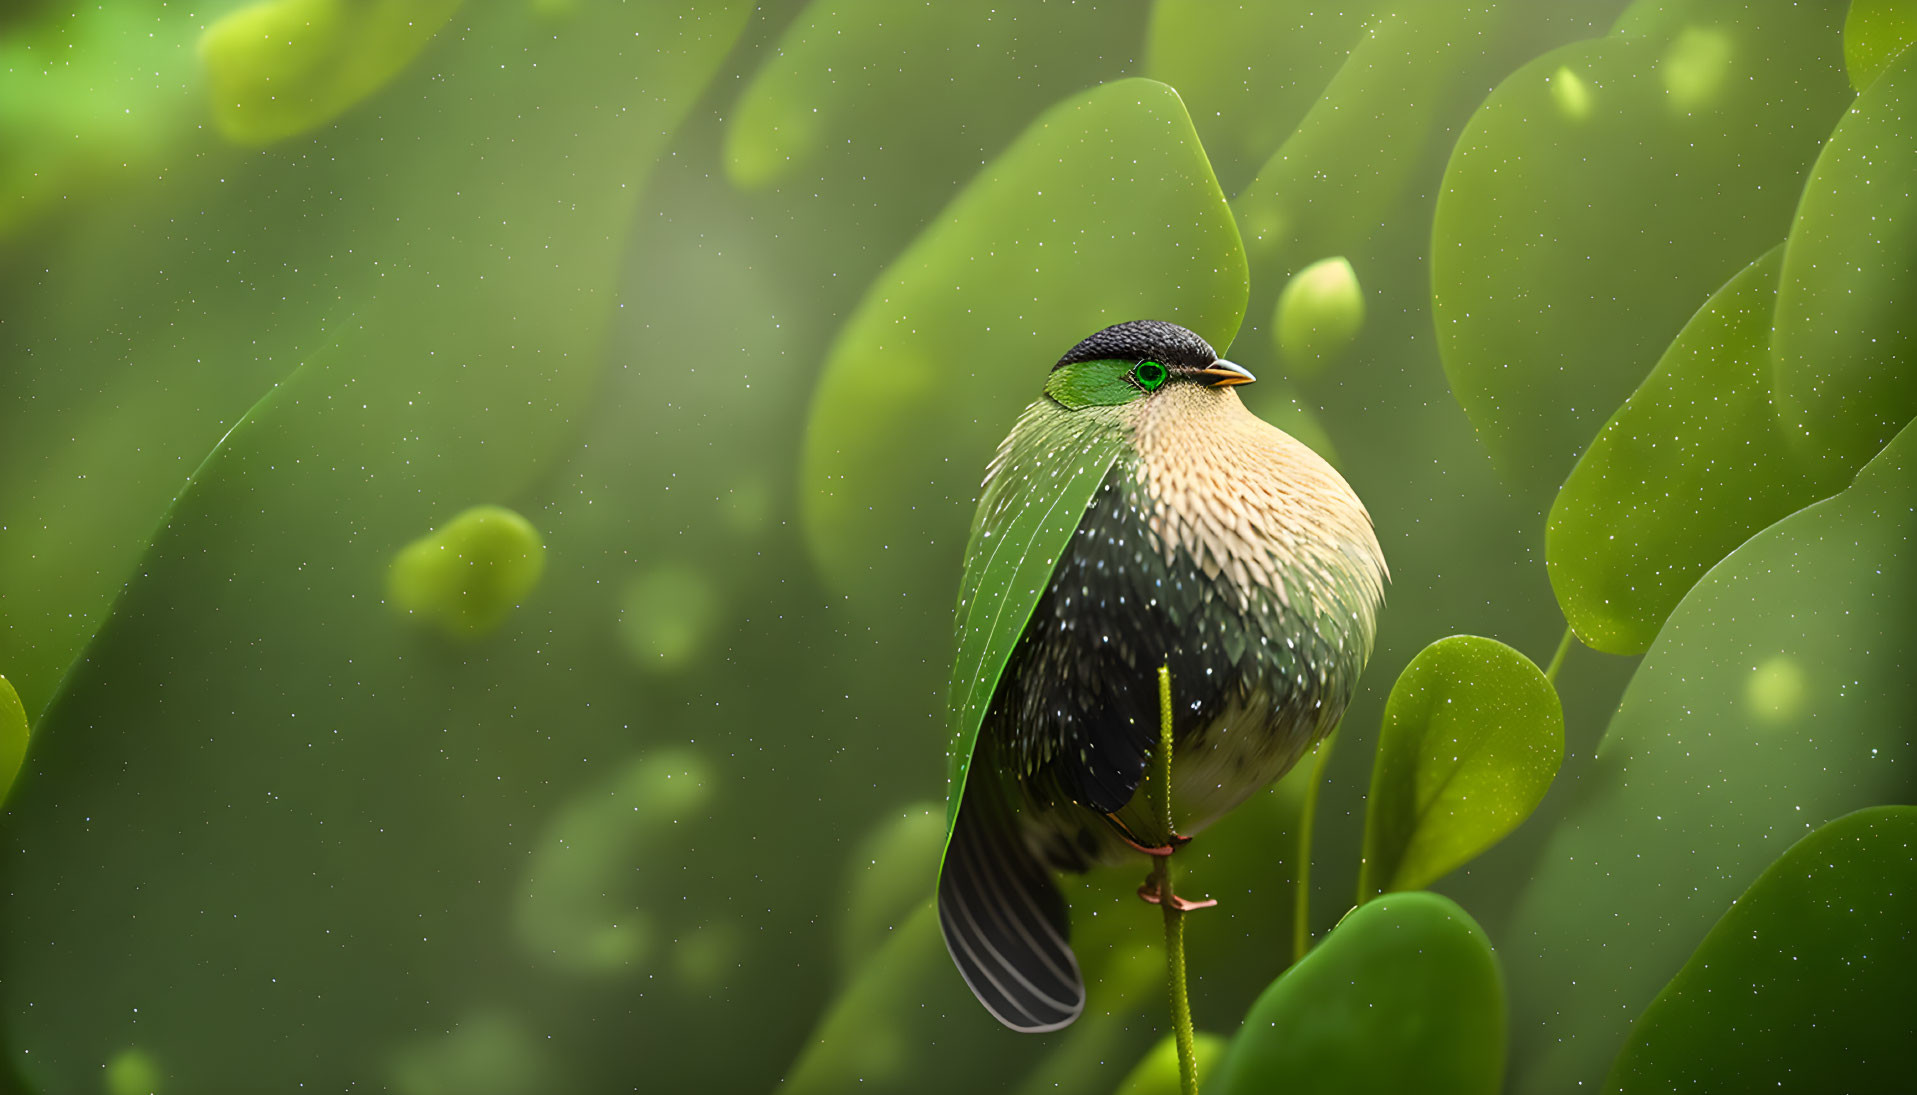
[937,776,1084,1031]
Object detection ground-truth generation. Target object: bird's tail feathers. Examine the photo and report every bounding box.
[937,782,1085,1032]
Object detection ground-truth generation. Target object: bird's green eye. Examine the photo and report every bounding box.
[1134,360,1168,391]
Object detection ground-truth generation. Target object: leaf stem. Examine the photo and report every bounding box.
[1544,625,1576,685]
[1153,665,1199,1095]
[1293,727,1337,963]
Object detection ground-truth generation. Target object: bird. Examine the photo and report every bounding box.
[935,319,1387,1032]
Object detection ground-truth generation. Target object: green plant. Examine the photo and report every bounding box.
[0,1,1912,1091]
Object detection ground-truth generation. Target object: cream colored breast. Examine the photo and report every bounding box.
[1131,385,1387,619]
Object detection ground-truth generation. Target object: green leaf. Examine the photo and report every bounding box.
[725,0,1146,194]
[1773,45,1917,477]
[1843,0,1917,90]
[1504,419,1917,1093]
[1143,0,1372,192]
[799,77,1248,600]
[201,0,466,146]
[1209,892,1505,1095]
[785,904,1160,1095]
[1608,807,1917,1093]
[0,5,752,1091]
[1272,256,1365,381]
[0,676,23,804]
[1235,5,1512,279]
[1358,635,1563,899]
[836,804,946,977]
[1110,1030,1226,1095]
[1433,1,1851,494]
[1547,247,1827,655]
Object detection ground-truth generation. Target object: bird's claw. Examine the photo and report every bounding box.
[1137,879,1218,912]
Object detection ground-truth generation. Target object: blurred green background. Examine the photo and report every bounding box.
[2,1,1913,1092]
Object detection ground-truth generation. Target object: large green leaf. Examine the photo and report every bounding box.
[201,0,467,145]
[1773,46,1917,476]
[784,903,1160,1095]
[1607,806,1917,1092]
[725,0,1146,199]
[1844,0,1917,90]
[1143,0,1372,192]
[1209,892,1505,1095]
[1234,5,1510,281]
[799,77,1248,599]
[1505,418,1917,1093]
[1547,247,1827,655]
[0,4,753,1090]
[1358,635,1563,899]
[1433,0,1851,494]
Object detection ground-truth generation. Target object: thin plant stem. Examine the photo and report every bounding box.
[1545,625,1576,685]
[1292,727,1338,964]
[1152,665,1200,1095]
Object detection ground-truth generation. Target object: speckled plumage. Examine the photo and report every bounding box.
[937,320,1386,1033]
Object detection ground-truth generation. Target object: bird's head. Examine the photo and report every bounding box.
[1042,319,1254,411]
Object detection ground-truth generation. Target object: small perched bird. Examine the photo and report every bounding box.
[936,320,1387,1032]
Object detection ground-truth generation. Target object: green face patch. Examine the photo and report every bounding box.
[1045,358,1160,408]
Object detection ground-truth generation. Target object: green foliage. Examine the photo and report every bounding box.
[1272,256,1364,380]
[200,0,466,146]
[837,804,946,976]
[1433,1,1851,494]
[1506,419,1917,1092]
[800,77,1247,598]
[1773,45,1917,477]
[1209,893,1505,1095]
[1844,0,1917,90]
[104,1047,163,1095]
[1547,248,1825,654]
[388,505,546,639]
[0,676,24,804]
[1235,5,1510,281]
[1112,1030,1225,1095]
[1143,0,1371,191]
[1358,636,1563,899]
[0,5,752,1091]
[1608,807,1917,1093]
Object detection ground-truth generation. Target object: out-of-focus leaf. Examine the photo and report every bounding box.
[836,803,945,977]
[1608,806,1917,1093]
[1234,5,1510,281]
[0,676,22,805]
[1112,1030,1226,1095]
[1844,0,1917,90]
[1358,636,1563,899]
[785,903,1157,1095]
[725,0,1145,194]
[1433,1,1851,494]
[0,3,751,1090]
[388,505,546,639]
[0,4,219,238]
[201,0,465,146]
[799,78,1248,597]
[1007,944,1163,1095]
[1143,0,1372,191]
[1273,256,1365,381]
[1209,892,1505,1095]
[1773,47,1917,477]
[1547,247,1827,655]
[1505,419,1917,1093]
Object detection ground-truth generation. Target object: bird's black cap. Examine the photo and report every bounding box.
[1052,320,1218,372]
